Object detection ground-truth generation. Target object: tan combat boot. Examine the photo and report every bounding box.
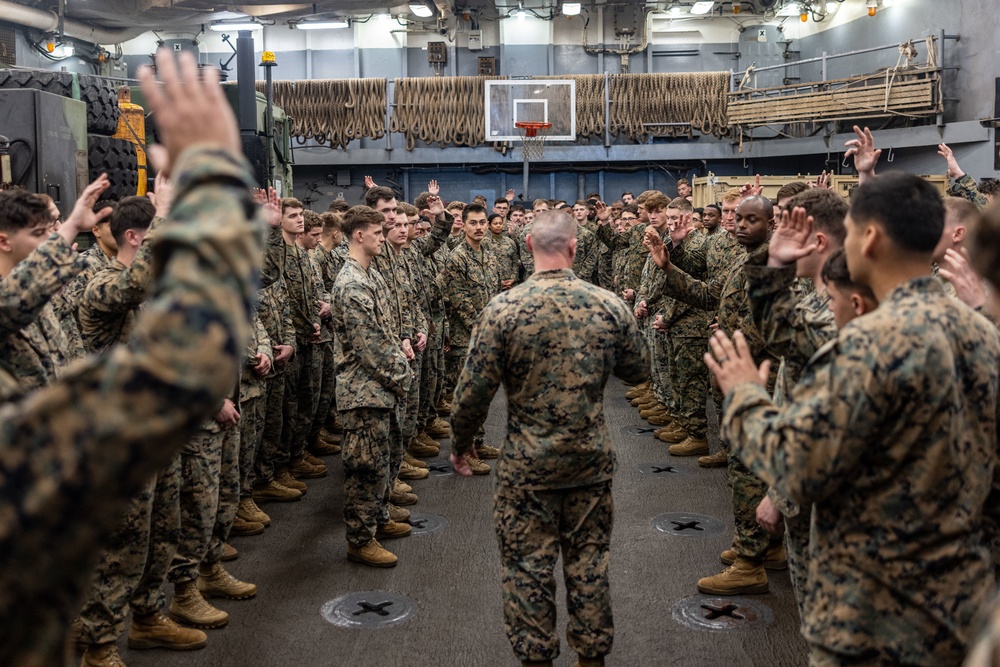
[80,641,126,667]
[169,581,229,629]
[408,438,439,458]
[288,455,327,479]
[404,452,428,469]
[720,544,788,571]
[399,460,430,480]
[376,520,413,539]
[636,398,660,411]
[229,515,264,537]
[668,436,710,457]
[390,488,419,506]
[276,469,308,493]
[656,422,688,444]
[198,562,257,600]
[221,543,238,561]
[388,503,411,522]
[128,612,208,650]
[238,498,271,526]
[698,450,728,468]
[252,479,302,503]
[347,538,398,568]
[318,426,343,445]
[310,438,341,456]
[425,418,452,438]
[624,382,649,399]
[476,444,500,459]
[418,432,442,448]
[639,404,668,419]
[647,411,673,426]
[435,399,452,416]
[466,456,491,475]
[630,391,654,407]
[394,479,413,494]
[697,556,769,595]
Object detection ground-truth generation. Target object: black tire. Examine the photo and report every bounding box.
[0,69,120,135]
[88,135,138,200]
[79,74,120,135]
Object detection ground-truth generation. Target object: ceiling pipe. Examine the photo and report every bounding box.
[0,1,148,44]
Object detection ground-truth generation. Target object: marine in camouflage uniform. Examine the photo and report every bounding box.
[239,313,271,501]
[438,236,502,449]
[77,208,187,650]
[723,277,1000,665]
[745,253,837,618]
[517,222,599,285]
[50,241,113,358]
[253,278,295,490]
[303,244,336,452]
[332,255,411,548]
[595,219,648,303]
[947,173,990,209]
[0,234,88,402]
[659,211,779,580]
[484,227,520,284]
[451,256,649,665]
[634,226,674,412]
[0,144,261,666]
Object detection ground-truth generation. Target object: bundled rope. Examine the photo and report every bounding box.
[535,74,606,140]
[390,76,506,149]
[609,72,730,142]
[255,79,387,149]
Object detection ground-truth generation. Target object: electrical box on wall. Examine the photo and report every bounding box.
[427,42,447,64]
[468,30,483,50]
[478,57,496,76]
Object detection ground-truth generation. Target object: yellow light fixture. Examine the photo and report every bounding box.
[800,10,808,20]
[866,0,877,16]
[45,41,55,53]
[732,0,741,13]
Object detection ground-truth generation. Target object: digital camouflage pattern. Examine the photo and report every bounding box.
[50,240,114,338]
[0,234,87,401]
[372,245,415,342]
[450,268,646,664]
[340,406,400,546]
[484,230,520,283]
[595,222,648,296]
[494,482,615,663]
[948,173,990,209]
[451,268,649,488]
[438,239,502,350]
[636,228,673,408]
[723,277,1000,665]
[0,146,260,666]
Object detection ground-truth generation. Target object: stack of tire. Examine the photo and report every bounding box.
[0,69,138,200]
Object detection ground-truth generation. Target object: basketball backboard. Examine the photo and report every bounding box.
[485,79,576,142]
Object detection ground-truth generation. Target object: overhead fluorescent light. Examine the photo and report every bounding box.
[516,9,526,20]
[209,21,261,31]
[562,2,582,15]
[777,2,802,15]
[690,2,715,15]
[295,20,350,29]
[409,3,433,17]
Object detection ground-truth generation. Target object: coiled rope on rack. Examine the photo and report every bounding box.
[256,79,387,149]
[607,72,729,142]
[390,75,507,149]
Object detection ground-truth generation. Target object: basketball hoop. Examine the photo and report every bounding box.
[515,121,552,161]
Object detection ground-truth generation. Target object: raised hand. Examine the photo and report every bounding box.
[767,206,817,268]
[643,226,671,271]
[138,49,240,177]
[60,174,112,244]
[148,171,174,219]
[364,175,377,189]
[811,170,830,189]
[422,194,445,219]
[938,247,986,309]
[427,179,440,195]
[594,201,612,223]
[740,174,763,198]
[845,125,880,183]
[505,188,515,202]
[257,186,281,227]
[672,212,694,244]
[937,143,965,180]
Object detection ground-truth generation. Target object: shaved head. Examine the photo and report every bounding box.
[529,210,578,255]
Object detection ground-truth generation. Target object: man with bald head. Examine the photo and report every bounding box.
[451,209,649,667]
[647,194,783,596]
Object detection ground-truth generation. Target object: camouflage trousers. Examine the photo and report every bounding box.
[446,345,483,445]
[494,482,615,663]
[402,352,422,444]
[283,343,320,464]
[79,456,181,644]
[785,507,811,622]
[307,340,335,448]
[239,393,266,498]
[668,337,709,439]
[650,328,673,410]
[419,316,445,429]
[255,373,285,485]
[727,454,775,561]
[341,406,402,547]
[170,423,240,583]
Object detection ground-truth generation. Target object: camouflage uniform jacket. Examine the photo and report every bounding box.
[451,268,650,490]
[264,228,320,345]
[303,248,333,344]
[0,235,89,400]
[408,212,453,319]
[50,243,112,328]
[239,311,271,402]
[371,244,416,342]
[516,222,535,277]
[446,232,464,251]
[438,240,502,349]
[0,146,261,666]
[573,224,599,284]
[722,277,1000,665]
[256,278,294,378]
[596,222,649,294]
[484,231,520,283]
[331,256,411,410]
[745,256,836,385]
[635,227,673,319]
[330,243,349,278]
[661,230,713,338]
[948,173,989,208]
